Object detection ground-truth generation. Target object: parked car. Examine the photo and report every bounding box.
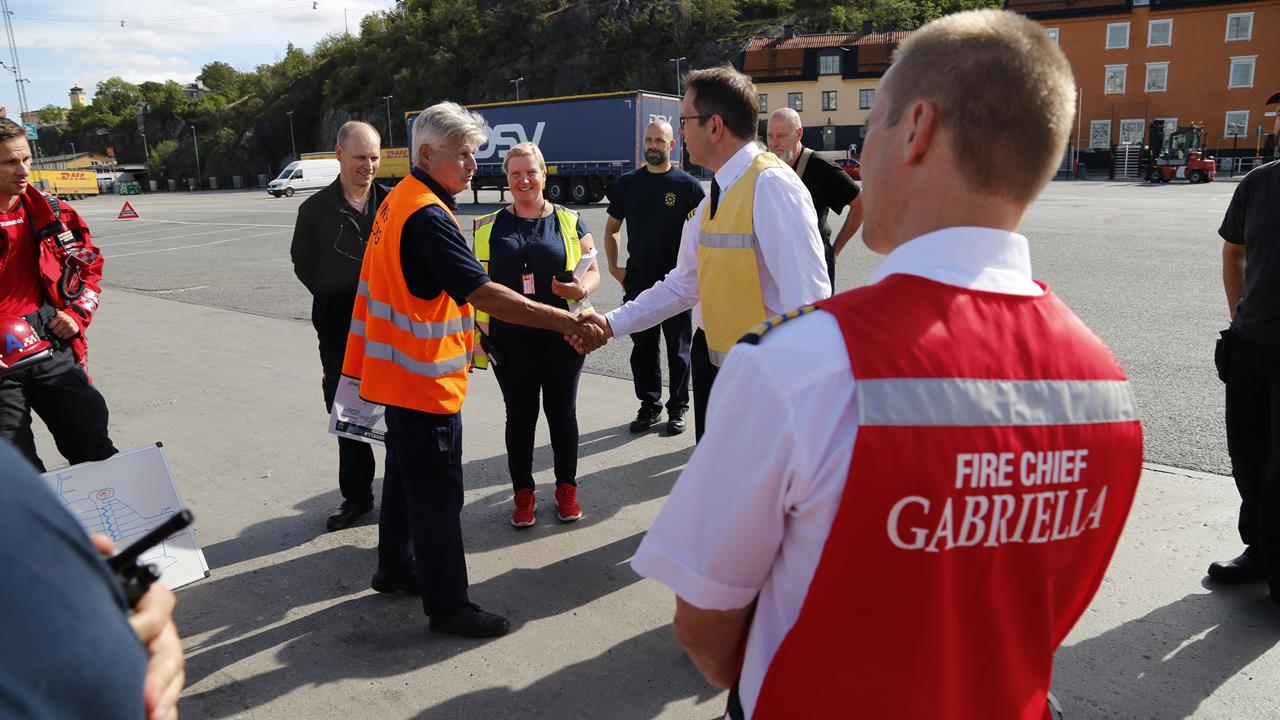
[834,157,861,181]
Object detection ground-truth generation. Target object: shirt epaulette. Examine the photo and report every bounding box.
[738,304,818,345]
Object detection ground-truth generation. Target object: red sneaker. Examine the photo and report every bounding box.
[511,488,536,527]
[555,484,582,522]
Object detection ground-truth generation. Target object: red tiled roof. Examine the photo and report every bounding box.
[744,30,912,52]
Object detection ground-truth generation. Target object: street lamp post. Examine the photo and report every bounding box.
[191,125,201,190]
[510,77,524,101]
[138,102,150,165]
[667,57,686,96]
[285,110,297,159]
[382,95,394,146]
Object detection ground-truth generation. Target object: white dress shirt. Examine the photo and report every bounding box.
[605,142,831,338]
[630,226,1042,720]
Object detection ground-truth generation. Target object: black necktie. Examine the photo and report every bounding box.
[709,178,720,220]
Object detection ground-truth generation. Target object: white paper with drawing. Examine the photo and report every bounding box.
[41,443,209,590]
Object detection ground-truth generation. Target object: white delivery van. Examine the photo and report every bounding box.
[267,159,340,197]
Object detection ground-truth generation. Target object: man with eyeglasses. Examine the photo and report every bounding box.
[290,121,390,531]
[576,65,830,441]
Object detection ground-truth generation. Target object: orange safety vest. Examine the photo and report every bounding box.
[341,173,474,415]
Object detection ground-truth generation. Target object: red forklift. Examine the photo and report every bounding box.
[1148,121,1216,183]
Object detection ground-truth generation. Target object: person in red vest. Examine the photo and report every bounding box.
[0,118,116,472]
[631,10,1144,720]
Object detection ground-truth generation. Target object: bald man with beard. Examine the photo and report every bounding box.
[603,120,704,436]
[766,108,863,289]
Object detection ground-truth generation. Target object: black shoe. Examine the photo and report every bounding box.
[666,409,687,435]
[1207,551,1264,584]
[629,406,663,433]
[326,499,374,531]
[371,568,420,595]
[430,603,511,638]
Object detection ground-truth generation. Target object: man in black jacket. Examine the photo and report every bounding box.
[291,121,390,531]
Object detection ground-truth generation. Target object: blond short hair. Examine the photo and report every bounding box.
[885,9,1076,203]
[502,142,546,175]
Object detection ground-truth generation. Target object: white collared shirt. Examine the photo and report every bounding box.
[631,226,1041,720]
[605,142,831,337]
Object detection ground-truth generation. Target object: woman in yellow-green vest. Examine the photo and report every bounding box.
[473,142,599,528]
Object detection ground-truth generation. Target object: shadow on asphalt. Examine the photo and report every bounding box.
[198,423,676,569]
[179,533,715,718]
[410,626,725,720]
[177,426,697,718]
[1052,588,1280,718]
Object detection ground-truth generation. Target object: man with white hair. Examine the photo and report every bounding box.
[342,101,603,638]
[632,10,1143,718]
[766,107,862,289]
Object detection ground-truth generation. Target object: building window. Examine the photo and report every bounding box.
[1119,119,1146,146]
[1106,22,1129,49]
[859,89,875,109]
[821,91,837,111]
[1089,120,1112,149]
[1148,19,1172,47]
[1156,117,1178,136]
[1104,65,1127,94]
[758,94,768,113]
[1229,56,1256,89]
[1045,27,1059,44]
[1225,12,1253,42]
[788,92,803,112]
[1224,111,1250,138]
[819,53,841,75]
[1145,62,1169,93]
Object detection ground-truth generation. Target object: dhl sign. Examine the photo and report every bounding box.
[301,147,409,180]
[31,170,99,197]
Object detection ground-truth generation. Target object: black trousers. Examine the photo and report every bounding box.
[0,346,116,472]
[378,406,469,616]
[316,299,376,505]
[691,328,720,443]
[491,327,584,492]
[1223,330,1280,591]
[626,291,692,415]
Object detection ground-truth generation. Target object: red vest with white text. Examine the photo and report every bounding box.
[749,274,1143,720]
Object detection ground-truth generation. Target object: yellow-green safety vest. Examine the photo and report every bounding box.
[472,204,592,368]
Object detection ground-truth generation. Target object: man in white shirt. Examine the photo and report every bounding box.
[632,11,1144,720]
[576,65,830,441]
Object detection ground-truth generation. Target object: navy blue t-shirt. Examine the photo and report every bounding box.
[0,441,148,719]
[606,166,704,283]
[400,166,491,304]
[486,207,589,332]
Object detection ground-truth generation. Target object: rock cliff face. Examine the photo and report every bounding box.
[160,0,780,181]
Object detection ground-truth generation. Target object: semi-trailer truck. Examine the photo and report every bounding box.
[406,90,684,204]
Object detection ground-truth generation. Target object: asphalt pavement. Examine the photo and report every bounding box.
[32,178,1278,719]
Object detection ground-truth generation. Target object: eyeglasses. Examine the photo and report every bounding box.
[678,114,713,129]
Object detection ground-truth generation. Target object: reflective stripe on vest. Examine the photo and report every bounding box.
[353,279,476,339]
[696,152,781,366]
[340,173,474,414]
[748,274,1144,720]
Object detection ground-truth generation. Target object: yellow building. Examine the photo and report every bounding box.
[741,28,912,152]
[36,151,115,171]
[69,86,87,108]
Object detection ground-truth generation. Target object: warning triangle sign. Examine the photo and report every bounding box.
[118,202,140,219]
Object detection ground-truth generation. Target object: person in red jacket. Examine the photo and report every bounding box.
[631,11,1143,720]
[0,118,116,471]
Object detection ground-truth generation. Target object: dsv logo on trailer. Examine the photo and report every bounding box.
[476,122,546,160]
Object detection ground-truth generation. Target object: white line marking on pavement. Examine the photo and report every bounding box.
[98,226,252,247]
[105,228,290,258]
[121,218,293,229]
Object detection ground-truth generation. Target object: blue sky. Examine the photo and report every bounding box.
[2,1,393,113]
